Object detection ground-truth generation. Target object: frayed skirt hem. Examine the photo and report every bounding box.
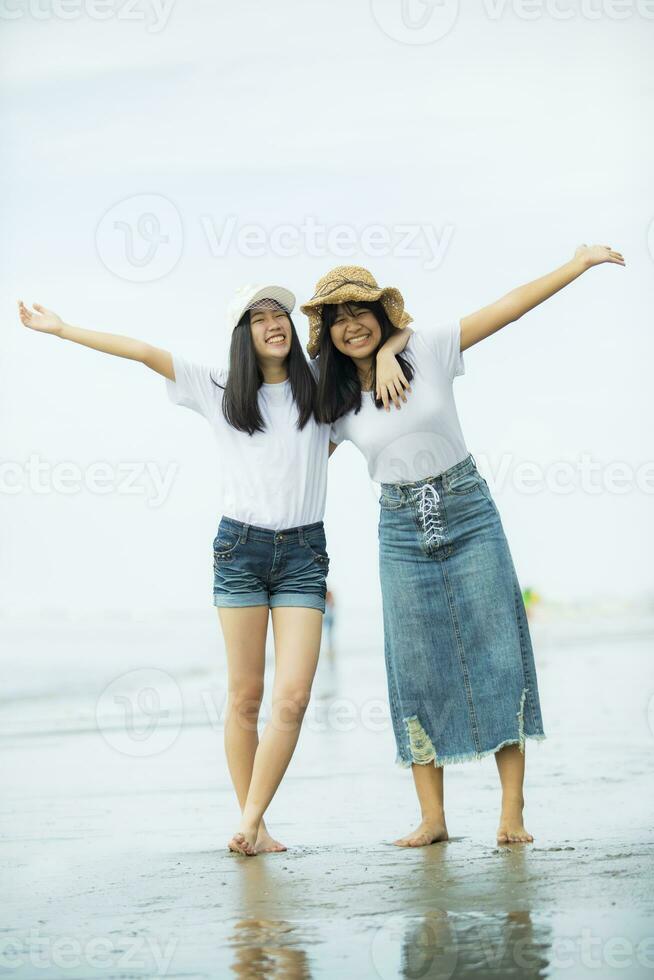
[395,731,547,769]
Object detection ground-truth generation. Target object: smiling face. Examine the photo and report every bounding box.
[248,298,292,362]
[328,302,382,360]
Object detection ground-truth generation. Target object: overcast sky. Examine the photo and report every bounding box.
[2,0,653,619]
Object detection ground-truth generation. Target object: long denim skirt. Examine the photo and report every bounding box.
[378,452,546,768]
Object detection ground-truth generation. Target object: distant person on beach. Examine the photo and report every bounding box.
[17,285,406,857]
[303,245,625,847]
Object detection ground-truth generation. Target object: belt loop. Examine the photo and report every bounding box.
[298,527,304,546]
[469,451,477,469]
[239,524,249,543]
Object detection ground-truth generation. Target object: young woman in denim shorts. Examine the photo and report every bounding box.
[18,283,406,857]
[303,245,624,848]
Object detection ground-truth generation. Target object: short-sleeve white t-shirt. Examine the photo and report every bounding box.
[166,354,330,530]
[329,319,469,485]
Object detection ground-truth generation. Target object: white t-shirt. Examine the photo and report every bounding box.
[166,354,330,530]
[329,319,469,485]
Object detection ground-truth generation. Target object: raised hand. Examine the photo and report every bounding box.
[376,350,412,412]
[17,301,65,335]
[574,244,626,269]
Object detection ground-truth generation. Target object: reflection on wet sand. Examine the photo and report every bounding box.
[230,919,311,980]
[228,850,312,979]
[386,909,550,979]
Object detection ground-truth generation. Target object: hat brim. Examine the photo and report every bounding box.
[237,285,296,325]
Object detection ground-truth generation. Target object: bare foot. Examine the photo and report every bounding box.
[497,796,534,844]
[255,828,287,854]
[393,814,449,848]
[228,827,258,856]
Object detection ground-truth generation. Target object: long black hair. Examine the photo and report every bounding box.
[314,300,415,424]
[212,305,317,435]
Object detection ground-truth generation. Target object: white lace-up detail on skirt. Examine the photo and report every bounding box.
[411,482,445,549]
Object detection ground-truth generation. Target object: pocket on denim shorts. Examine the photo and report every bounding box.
[213,526,243,562]
[303,529,330,568]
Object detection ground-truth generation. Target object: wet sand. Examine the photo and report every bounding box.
[1,609,653,978]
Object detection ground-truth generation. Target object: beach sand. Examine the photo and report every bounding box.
[1,608,653,978]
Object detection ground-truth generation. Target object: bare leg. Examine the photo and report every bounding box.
[495,743,534,843]
[218,607,286,854]
[394,763,449,847]
[229,606,322,855]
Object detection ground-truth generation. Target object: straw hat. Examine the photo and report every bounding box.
[301,265,413,358]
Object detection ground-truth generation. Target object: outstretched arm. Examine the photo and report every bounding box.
[460,244,625,352]
[17,301,174,380]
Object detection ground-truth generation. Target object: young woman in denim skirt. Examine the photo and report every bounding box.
[303,246,625,847]
[17,284,407,857]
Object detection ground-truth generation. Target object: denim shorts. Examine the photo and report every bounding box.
[378,452,546,768]
[212,516,329,612]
